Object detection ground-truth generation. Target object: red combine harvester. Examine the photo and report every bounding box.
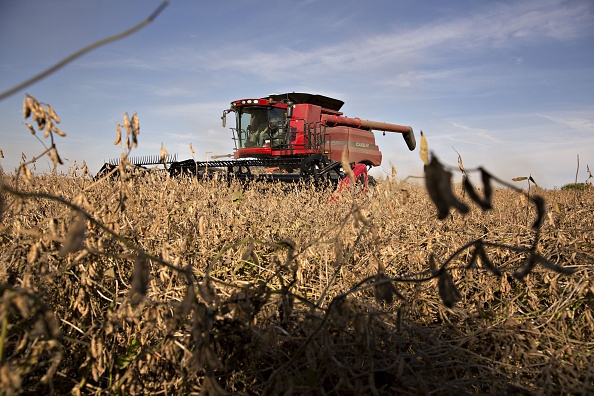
[101,93,415,185]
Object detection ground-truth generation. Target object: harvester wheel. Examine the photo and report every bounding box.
[300,154,328,184]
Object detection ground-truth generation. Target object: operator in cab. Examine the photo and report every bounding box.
[246,112,269,148]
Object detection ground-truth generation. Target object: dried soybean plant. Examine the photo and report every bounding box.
[16,94,68,181]
[93,111,141,181]
[1,98,590,395]
[417,133,574,306]
[0,96,185,394]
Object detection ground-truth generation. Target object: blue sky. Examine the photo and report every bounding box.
[1,0,593,189]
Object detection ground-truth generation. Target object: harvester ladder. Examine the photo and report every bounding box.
[305,122,326,153]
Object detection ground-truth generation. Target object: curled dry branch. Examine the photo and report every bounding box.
[420,150,574,309]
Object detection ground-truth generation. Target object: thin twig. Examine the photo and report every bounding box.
[0,1,169,101]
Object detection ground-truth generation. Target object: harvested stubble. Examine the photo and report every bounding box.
[0,169,593,395]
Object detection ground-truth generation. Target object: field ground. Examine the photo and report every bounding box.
[1,169,593,395]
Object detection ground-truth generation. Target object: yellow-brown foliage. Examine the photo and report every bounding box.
[1,168,593,395]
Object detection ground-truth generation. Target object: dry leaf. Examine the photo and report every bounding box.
[26,123,36,135]
[329,296,350,329]
[419,131,429,166]
[131,113,139,135]
[130,255,150,305]
[463,177,492,210]
[23,97,31,118]
[429,253,438,271]
[47,104,60,123]
[456,151,464,172]
[341,147,355,185]
[531,195,546,230]
[241,241,255,261]
[52,146,63,166]
[198,277,216,304]
[466,247,479,269]
[279,288,294,322]
[481,168,493,208]
[198,215,205,236]
[59,214,86,256]
[353,205,370,226]
[201,374,227,395]
[179,286,197,317]
[123,112,130,132]
[476,244,501,276]
[27,244,38,264]
[424,156,469,219]
[374,274,398,305]
[160,143,169,162]
[438,271,462,308]
[114,124,122,146]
